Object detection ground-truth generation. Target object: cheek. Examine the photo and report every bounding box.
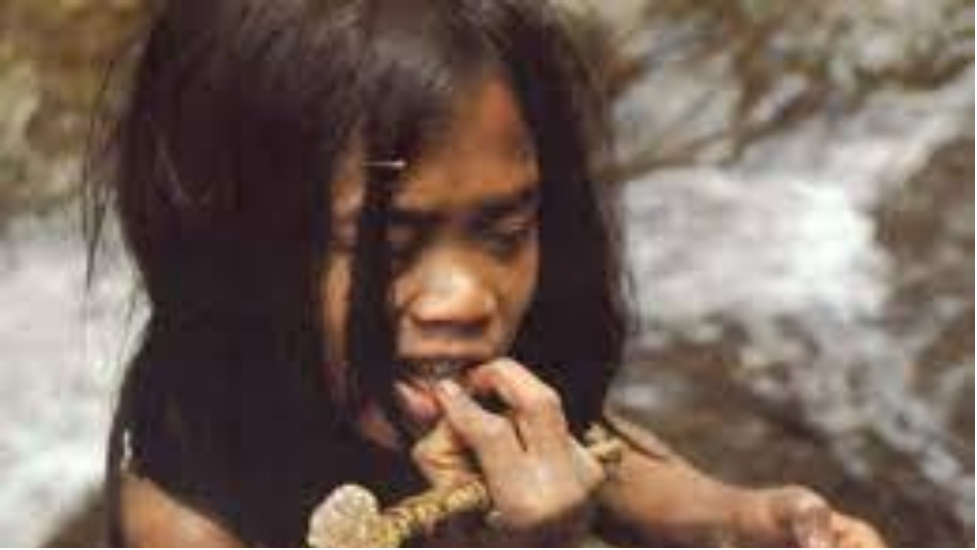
[505,235,540,330]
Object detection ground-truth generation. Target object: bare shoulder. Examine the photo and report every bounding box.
[120,472,243,547]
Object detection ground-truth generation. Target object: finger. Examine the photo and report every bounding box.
[787,495,834,548]
[468,358,569,454]
[411,420,477,488]
[434,379,524,483]
[792,507,832,548]
[568,437,605,491]
[831,513,886,548]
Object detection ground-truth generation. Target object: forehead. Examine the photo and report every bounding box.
[332,77,539,218]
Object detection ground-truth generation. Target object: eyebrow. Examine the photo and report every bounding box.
[386,184,540,230]
[469,185,539,226]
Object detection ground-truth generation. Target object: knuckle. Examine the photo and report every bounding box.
[478,416,510,440]
[583,462,606,491]
[538,386,563,410]
[527,387,565,422]
[494,357,523,372]
[518,487,585,523]
[505,502,556,531]
[783,485,828,511]
[410,442,430,464]
[847,517,879,538]
[485,358,516,380]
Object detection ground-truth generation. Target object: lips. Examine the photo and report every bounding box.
[392,356,488,432]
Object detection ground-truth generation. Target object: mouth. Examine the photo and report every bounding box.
[403,357,482,382]
[392,357,487,432]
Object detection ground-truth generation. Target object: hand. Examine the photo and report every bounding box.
[412,358,604,546]
[733,485,886,547]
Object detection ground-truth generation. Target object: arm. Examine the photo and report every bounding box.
[595,410,886,547]
[119,472,244,547]
[595,409,744,546]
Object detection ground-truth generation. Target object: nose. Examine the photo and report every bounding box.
[405,259,495,338]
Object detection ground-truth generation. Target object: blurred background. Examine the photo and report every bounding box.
[0,0,972,546]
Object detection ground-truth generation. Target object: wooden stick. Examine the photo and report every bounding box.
[307,424,625,547]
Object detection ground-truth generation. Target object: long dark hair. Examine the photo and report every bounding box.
[86,0,627,545]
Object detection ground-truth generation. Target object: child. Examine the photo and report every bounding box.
[90,0,884,546]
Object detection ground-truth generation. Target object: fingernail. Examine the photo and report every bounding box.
[437,379,463,398]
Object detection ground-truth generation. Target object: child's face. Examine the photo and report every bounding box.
[322,77,541,446]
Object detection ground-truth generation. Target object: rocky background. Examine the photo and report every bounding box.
[0,0,972,546]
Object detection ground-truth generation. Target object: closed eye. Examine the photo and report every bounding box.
[479,215,536,257]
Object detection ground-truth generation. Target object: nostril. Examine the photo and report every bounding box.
[408,291,495,339]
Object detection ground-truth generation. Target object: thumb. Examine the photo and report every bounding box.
[411,420,477,488]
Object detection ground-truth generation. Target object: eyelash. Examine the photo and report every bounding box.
[483,222,535,257]
[331,220,535,262]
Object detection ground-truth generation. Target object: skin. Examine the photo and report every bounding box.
[120,76,885,547]
[321,77,541,445]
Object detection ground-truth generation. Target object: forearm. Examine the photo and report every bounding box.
[596,411,744,546]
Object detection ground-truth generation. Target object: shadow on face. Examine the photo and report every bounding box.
[322,75,540,444]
